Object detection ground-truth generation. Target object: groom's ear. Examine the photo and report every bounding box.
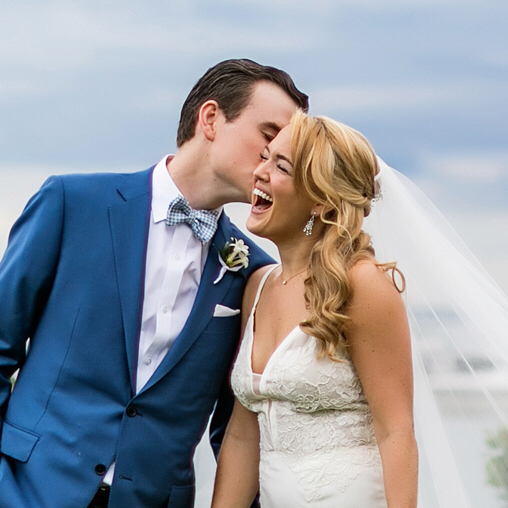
[197,100,220,141]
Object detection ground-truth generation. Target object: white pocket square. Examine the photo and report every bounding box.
[213,304,241,317]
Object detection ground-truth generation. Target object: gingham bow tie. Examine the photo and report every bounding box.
[166,195,220,243]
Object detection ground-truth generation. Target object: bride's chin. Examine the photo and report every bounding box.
[246,216,268,238]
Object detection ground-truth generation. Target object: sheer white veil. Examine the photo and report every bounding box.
[364,158,508,507]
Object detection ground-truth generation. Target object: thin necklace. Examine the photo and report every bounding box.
[281,267,309,285]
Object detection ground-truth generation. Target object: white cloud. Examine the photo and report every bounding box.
[443,210,508,294]
[410,150,508,227]
[0,3,311,75]
[310,80,505,115]
[425,153,508,182]
[483,50,508,68]
[0,80,43,101]
[128,88,182,114]
[214,0,485,10]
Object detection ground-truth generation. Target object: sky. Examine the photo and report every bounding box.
[0,0,507,292]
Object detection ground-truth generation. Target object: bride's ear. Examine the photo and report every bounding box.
[313,204,324,218]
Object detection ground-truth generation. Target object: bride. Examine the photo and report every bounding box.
[211,110,418,507]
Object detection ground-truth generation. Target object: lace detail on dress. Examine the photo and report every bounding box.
[262,339,380,501]
[231,267,383,503]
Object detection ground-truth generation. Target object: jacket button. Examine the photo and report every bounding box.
[95,464,107,475]
[126,405,138,417]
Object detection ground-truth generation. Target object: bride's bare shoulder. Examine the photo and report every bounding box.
[242,264,277,317]
[348,259,404,310]
[345,260,410,365]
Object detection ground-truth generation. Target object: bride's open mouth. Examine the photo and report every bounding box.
[252,187,273,212]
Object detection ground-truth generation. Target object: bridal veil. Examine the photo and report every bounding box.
[364,159,508,507]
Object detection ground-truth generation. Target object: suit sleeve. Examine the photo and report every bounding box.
[209,368,235,460]
[0,176,64,426]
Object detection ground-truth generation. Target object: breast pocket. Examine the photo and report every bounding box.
[204,312,241,334]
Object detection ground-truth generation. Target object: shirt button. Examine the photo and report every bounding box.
[162,305,168,314]
[144,357,152,365]
[95,464,107,475]
[126,405,138,418]
[175,254,181,261]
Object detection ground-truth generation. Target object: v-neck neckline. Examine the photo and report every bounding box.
[249,320,301,377]
[247,265,303,378]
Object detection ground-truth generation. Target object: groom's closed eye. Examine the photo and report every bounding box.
[259,121,281,142]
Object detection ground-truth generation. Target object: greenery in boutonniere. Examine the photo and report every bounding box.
[221,238,249,269]
[213,238,250,284]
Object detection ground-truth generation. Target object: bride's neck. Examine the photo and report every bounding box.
[277,237,314,278]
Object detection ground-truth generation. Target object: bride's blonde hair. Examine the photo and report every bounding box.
[291,110,400,361]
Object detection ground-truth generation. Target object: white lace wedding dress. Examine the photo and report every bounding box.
[231,267,387,507]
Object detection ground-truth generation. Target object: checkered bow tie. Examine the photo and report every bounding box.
[166,195,220,243]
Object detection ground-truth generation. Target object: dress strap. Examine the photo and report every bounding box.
[251,264,278,312]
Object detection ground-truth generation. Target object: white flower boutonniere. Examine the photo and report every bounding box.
[213,238,250,284]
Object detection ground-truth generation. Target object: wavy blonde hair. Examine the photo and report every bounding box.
[291,110,400,361]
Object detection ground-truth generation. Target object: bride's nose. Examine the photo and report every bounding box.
[253,159,269,182]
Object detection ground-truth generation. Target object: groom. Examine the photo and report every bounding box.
[0,59,308,508]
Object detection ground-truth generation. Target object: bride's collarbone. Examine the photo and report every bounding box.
[254,284,307,333]
[254,317,301,343]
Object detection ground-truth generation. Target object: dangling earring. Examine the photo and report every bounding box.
[303,212,316,236]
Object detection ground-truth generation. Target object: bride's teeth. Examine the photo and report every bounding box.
[253,188,273,202]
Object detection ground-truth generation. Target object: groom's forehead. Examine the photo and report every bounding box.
[234,82,297,129]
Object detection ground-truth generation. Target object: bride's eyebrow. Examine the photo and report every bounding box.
[277,154,293,166]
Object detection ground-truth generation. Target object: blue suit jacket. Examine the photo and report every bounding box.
[0,168,272,508]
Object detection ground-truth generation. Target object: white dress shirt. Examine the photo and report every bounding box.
[135,155,215,393]
[103,155,220,485]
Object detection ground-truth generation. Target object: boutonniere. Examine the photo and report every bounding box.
[213,238,250,284]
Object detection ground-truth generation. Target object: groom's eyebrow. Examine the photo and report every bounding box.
[260,121,282,138]
[261,121,281,131]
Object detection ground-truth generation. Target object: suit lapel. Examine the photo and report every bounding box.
[108,168,153,392]
[141,213,238,391]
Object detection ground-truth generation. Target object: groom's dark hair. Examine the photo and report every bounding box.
[176,58,309,147]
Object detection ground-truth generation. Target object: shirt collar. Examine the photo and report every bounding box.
[151,155,180,223]
[151,154,223,224]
